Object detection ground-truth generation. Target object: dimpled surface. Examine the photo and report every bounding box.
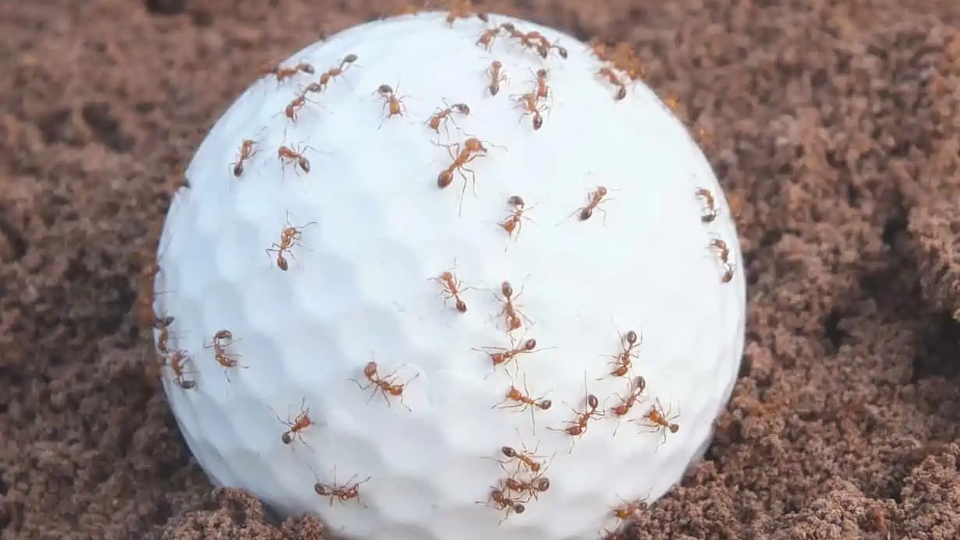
[156,11,746,540]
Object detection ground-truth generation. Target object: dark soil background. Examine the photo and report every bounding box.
[2,0,960,539]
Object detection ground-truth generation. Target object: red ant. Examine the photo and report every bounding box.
[473,337,545,378]
[563,186,613,225]
[503,472,550,502]
[436,136,496,214]
[445,0,488,26]
[429,261,474,313]
[494,280,531,333]
[261,61,315,83]
[548,375,603,451]
[277,398,315,446]
[310,466,371,507]
[231,139,258,177]
[514,92,546,130]
[373,82,409,128]
[599,329,641,379]
[493,371,552,434]
[204,329,246,380]
[498,195,537,249]
[636,399,680,450]
[304,54,359,94]
[167,349,196,390]
[427,100,470,138]
[605,376,646,436]
[265,214,316,271]
[350,360,420,411]
[485,60,507,97]
[597,67,628,101]
[478,487,526,525]
[696,187,718,223]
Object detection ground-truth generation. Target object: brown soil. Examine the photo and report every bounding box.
[2,1,959,539]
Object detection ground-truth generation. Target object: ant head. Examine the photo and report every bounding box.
[314,484,328,496]
[180,379,197,390]
[586,394,600,409]
[625,330,638,344]
[535,478,550,491]
[669,424,680,433]
[501,446,516,458]
[513,503,526,514]
[453,103,470,114]
[521,339,536,351]
[343,53,358,64]
[538,399,552,410]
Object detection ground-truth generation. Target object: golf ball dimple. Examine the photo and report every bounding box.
[154,10,747,540]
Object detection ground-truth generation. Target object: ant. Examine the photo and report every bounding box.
[261,61,315,83]
[277,398,315,446]
[493,371,552,434]
[599,329,642,379]
[307,54,359,94]
[485,60,507,97]
[445,0,488,26]
[611,498,648,523]
[429,261,474,313]
[154,312,174,354]
[478,487,526,525]
[531,68,551,103]
[492,438,552,475]
[696,187,718,222]
[436,136,494,214]
[476,26,502,50]
[636,399,680,449]
[494,280,531,333]
[605,376,646,436]
[548,375,603,451]
[597,67,628,101]
[709,237,730,263]
[721,262,735,283]
[351,360,420,411]
[373,83,408,128]
[514,92,546,130]
[231,138,258,177]
[566,186,613,224]
[282,92,313,122]
[276,140,315,178]
[265,215,316,271]
[427,100,470,138]
[167,349,196,390]
[503,473,550,502]
[311,466,372,507]
[475,337,539,370]
[204,329,246,380]
[272,61,316,83]
[498,195,536,247]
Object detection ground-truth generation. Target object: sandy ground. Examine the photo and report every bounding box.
[1,0,959,539]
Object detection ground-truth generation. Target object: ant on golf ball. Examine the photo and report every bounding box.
[277,398,315,446]
[430,261,474,313]
[493,371,551,434]
[498,195,536,247]
[600,329,642,379]
[427,100,471,137]
[204,329,246,380]
[514,92,546,130]
[503,472,550,501]
[606,376,646,436]
[260,60,315,83]
[311,466,371,507]
[637,399,680,449]
[350,360,419,411]
[548,376,603,451]
[167,349,196,390]
[485,60,507,97]
[373,83,408,126]
[231,138,258,177]
[696,187,719,223]
[494,280,531,333]
[265,215,315,271]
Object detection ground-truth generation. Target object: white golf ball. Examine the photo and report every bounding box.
[154,10,746,540]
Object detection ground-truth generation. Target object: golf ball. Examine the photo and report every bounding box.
[153,10,746,540]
